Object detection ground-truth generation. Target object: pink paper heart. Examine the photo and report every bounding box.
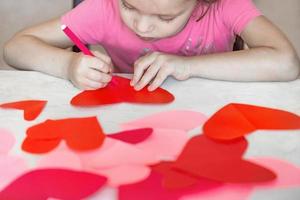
[0,129,15,154]
[37,143,82,170]
[95,165,151,187]
[122,110,207,131]
[79,138,158,169]
[0,155,28,190]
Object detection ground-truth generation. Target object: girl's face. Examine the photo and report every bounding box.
[119,0,197,41]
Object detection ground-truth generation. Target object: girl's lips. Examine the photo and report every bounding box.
[136,34,156,41]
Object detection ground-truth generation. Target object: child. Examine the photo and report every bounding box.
[4,0,300,91]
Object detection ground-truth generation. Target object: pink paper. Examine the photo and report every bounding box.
[134,129,190,160]
[95,165,151,187]
[0,129,15,154]
[122,110,207,131]
[38,141,153,187]
[0,130,28,190]
[0,155,28,190]
[38,143,82,170]
[79,138,158,168]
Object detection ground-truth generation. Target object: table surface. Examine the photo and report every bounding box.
[0,70,300,200]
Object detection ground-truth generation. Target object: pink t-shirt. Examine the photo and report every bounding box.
[61,0,261,73]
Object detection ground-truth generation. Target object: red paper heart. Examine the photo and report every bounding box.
[71,76,174,106]
[119,170,220,200]
[151,161,221,190]
[172,135,276,183]
[0,169,107,200]
[0,100,47,121]
[108,128,153,144]
[203,103,300,140]
[22,117,105,153]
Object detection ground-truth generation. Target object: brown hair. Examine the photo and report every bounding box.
[196,0,244,51]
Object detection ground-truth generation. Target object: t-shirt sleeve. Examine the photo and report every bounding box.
[220,0,262,35]
[61,0,108,44]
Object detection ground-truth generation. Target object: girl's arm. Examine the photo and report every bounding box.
[187,16,300,82]
[132,16,300,91]
[3,18,113,90]
[4,18,75,79]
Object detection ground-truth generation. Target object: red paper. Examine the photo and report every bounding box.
[22,117,105,153]
[0,169,107,200]
[108,128,152,144]
[172,135,276,183]
[71,76,174,106]
[151,161,221,190]
[204,103,300,140]
[0,100,47,121]
[119,171,220,200]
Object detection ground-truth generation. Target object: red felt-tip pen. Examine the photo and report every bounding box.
[61,24,94,57]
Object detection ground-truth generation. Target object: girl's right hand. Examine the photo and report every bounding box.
[68,51,113,90]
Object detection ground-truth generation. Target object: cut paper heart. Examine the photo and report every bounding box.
[95,165,151,187]
[121,111,208,161]
[133,129,190,161]
[181,158,300,200]
[0,129,15,154]
[79,137,158,169]
[122,110,207,131]
[0,100,47,121]
[108,128,152,144]
[71,76,174,106]
[0,130,28,190]
[22,117,105,153]
[78,137,158,186]
[38,143,82,170]
[151,161,222,190]
[203,103,300,140]
[38,142,153,187]
[171,135,276,183]
[119,171,221,200]
[0,155,28,190]
[0,169,107,200]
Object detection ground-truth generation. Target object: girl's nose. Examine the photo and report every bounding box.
[133,16,154,34]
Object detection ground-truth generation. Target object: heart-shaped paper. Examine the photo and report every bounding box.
[122,110,207,131]
[22,117,105,153]
[108,128,152,144]
[181,158,300,200]
[0,129,15,154]
[151,161,221,190]
[38,141,154,187]
[0,100,47,121]
[119,170,221,200]
[203,103,300,140]
[0,169,107,200]
[171,135,276,183]
[71,76,174,106]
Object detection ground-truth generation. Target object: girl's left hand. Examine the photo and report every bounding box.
[131,52,191,91]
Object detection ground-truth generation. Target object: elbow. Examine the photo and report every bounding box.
[275,49,300,81]
[3,38,18,68]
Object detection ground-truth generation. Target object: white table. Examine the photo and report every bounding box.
[0,70,300,200]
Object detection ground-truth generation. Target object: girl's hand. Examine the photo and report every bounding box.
[68,51,113,90]
[131,52,191,91]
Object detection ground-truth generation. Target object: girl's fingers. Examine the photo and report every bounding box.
[134,63,160,91]
[132,53,158,86]
[85,69,112,83]
[148,68,170,91]
[82,77,106,90]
